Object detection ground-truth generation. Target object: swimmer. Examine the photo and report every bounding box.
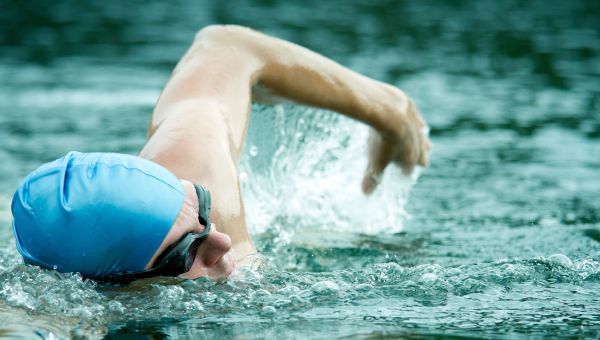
[11,25,430,283]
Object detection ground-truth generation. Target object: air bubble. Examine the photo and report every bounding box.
[260,305,277,317]
[419,273,438,283]
[253,289,272,301]
[446,268,462,276]
[289,294,304,304]
[548,254,573,268]
[310,281,340,295]
[273,299,290,308]
[277,285,300,295]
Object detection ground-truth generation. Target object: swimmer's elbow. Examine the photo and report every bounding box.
[193,25,267,64]
[194,25,258,45]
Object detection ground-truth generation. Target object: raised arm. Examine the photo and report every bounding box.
[149,25,430,194]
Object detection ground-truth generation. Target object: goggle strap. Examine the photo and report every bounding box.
[193,184,211,227]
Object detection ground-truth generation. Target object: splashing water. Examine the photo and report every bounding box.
[240,104,417,239]
[1,0,600,338]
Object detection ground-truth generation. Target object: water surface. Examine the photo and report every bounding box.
[1,0,599,338]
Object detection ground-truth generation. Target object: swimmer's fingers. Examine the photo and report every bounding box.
[362,166,384,195]
[395,123,431,175]
[362,130,393,195]
[362,122,430,194]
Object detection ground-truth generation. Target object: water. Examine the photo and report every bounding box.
[1,0,599,338]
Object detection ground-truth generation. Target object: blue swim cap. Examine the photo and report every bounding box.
[11,151,185,279]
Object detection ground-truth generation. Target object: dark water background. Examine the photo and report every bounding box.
[1,0,599,338]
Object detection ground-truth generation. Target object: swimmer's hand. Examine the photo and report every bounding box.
[362,96,430,194]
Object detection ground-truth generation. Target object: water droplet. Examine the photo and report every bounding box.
[249,145,258,157]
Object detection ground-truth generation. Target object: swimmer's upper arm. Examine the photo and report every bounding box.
[149,26,264,150]
[150,25,423,176]
[193,25,408,134]
[152,25,407,137]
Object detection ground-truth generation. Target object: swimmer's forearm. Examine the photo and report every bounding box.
[259,45,408,133]
[200,25,410,134]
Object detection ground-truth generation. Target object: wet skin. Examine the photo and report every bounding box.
[138,25,430,278]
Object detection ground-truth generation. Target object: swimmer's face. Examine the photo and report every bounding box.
[146,180,234,280]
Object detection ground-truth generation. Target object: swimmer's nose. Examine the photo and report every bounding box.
[197,226,232,266]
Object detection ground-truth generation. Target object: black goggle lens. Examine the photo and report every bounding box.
[152,221,212,271]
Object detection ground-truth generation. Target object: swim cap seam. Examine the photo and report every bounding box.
[36,160,184,195]
[17,152,182,195]
[85,161,185,195]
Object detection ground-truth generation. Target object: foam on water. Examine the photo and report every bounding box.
[2,242,600,337]
[1,0,600,337]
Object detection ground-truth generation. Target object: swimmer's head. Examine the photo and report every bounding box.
[11,151,185,279]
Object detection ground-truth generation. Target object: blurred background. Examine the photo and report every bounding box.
[0,0,599,338]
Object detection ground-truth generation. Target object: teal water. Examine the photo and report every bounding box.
[1,0,600,338]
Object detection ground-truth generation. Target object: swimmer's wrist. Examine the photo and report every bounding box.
[362,83,411,137]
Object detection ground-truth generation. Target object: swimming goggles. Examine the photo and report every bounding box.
[96,184,212,284]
